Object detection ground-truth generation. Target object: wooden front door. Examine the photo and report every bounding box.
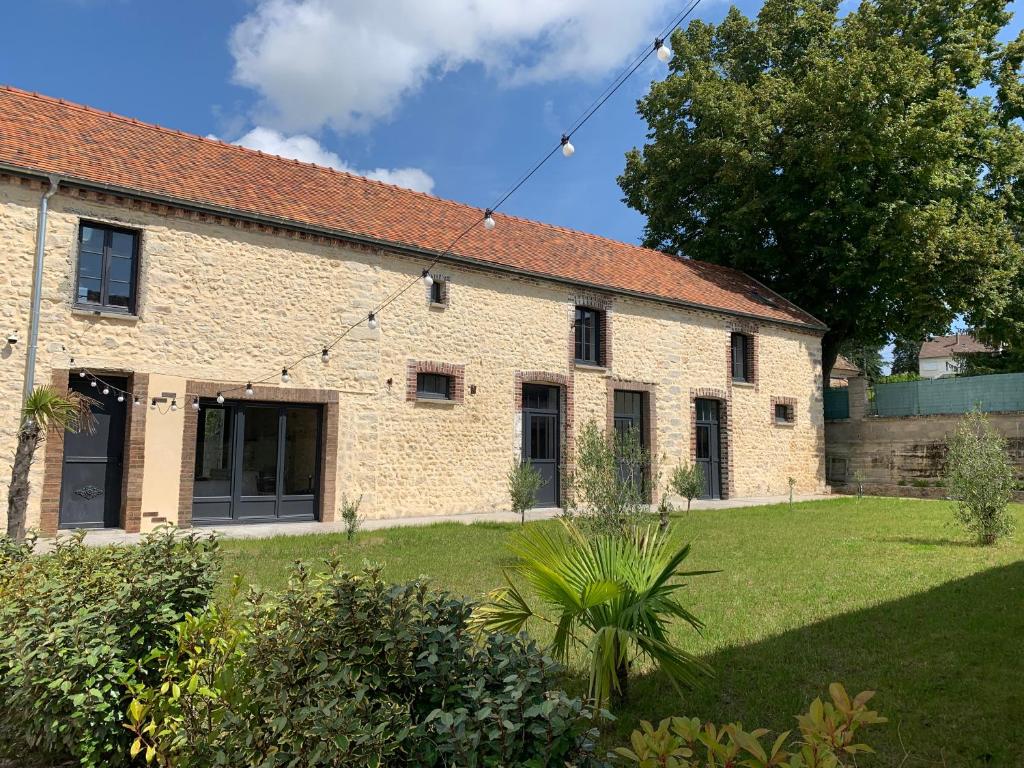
[522,384,560,507]
[58,375,127,529]
[694,398,722,500]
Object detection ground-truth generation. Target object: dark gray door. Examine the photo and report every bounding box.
[58,376,126,529]
[522,384,560,507]
[694,398,722,500]
[613,390,646,489]
[192,401,320,524]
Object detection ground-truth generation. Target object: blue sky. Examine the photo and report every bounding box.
[2,0,1021,256]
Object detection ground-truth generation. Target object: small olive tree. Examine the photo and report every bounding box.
[507,459,543,525]
[339,494,363,542]
[943,410,1015,545]
[668,462,704,515]
[563,420,651,537]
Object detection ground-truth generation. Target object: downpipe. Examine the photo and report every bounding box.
[23,174,60,404]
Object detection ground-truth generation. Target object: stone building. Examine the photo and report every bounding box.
[0,87,827,535]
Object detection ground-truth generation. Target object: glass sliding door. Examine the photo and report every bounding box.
[192,401,321,524]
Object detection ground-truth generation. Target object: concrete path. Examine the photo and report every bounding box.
[32,493,833,550]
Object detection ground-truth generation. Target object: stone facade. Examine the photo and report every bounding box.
[0,175,826,533]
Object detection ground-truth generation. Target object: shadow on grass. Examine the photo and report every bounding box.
[596,562,1024,767]
[873,536,981,548]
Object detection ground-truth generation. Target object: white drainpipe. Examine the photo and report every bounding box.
[23,175,61,403]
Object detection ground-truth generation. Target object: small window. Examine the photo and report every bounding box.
[575,306,602,365]
[775,403,794,423]
[416,372,452,400]
[731,333,750,382]
[76,221,140,313]
[430,279,445,304]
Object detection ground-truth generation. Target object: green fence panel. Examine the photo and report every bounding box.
[873,372,1024,417]
[824,386,850,420]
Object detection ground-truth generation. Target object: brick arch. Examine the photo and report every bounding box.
[689,388,733,500]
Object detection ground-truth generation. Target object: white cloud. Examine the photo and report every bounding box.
[230,0,676,134]
[226,126,436,193]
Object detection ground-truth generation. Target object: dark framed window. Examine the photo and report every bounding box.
[76,221,140,313]
[430,279,445,304]
[416,372,452,400]
[575,306,603,365]
[775,403,794,423]
[731,333,750,382]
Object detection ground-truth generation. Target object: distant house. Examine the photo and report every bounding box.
[918,333,994,379]
[829,356,861,387]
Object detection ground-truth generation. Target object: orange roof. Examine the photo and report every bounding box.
[0,85,823,330]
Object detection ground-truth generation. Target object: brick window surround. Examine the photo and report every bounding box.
[40,368,149,535]
[425,273,450,307]
[726,322,760,392]
[178,381,339,528]
[606,378,658,503]
[514,371,574,507]
[406,360,465,404]
[772,396,798,426]
[569,293,613,369]
[689,387,732,500]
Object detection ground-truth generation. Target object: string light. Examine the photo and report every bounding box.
[150,398,157,410]
[101,386,109,395]
[117,393,124,403]
[90,380,97,388]
[77,1,702,414]
[170,399,178,412]
[656,37,672,62]
[192,397,200,410]
[133,396,140,406]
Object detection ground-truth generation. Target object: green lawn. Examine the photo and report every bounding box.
[219,498,1024,766]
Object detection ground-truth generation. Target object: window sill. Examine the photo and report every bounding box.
[731,380,755,389]
[414,396,457,406]
[71,306,140,322]
[774,420,796,428]
[574,362,608,373]
[428,302,447,310]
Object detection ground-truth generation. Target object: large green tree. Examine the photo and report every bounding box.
[620,0,1024,378]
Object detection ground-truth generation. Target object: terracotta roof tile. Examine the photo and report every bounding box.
[0,85,823,330]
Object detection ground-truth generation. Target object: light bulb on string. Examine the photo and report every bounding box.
[79,371,86,378]
[117,394,124,403]
[483,209,495,230]
[367,312,379,331]
[560,134,574,157]
[281,368,290,383]
[216,392,225,404]
[245,382,254,397]
[170,399,178,412]
[150,399,157,410]
[655,37,671,62]
[321,348,330,363]
[102,386,109,395]
[90,380,97,388]
[192,397,200,410]
[422,270,433,289]
[133,396,140,407]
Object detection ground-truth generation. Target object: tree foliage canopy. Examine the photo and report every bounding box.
[620,0,1024,376]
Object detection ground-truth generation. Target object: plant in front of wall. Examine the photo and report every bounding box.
[5,385,95,541]
[944,410,1015,545]
[340,494,363,542]
[788,477,796,510]
[563,420,652,538]
[472,519,713,709]
[507,459,543,525]
[668,462,704,519]
[852,470,866,499]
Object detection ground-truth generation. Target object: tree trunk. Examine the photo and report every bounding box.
[7,421,41,541]
[612,636,630,705]
[821,332,842,386]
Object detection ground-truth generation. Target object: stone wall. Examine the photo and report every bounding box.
[824,376,1024,494]
[0,175,826,532]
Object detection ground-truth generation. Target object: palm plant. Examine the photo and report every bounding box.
[472,520,713,708]
[6,386,95,540]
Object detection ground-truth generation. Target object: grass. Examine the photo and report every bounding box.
[219,497,1024,766]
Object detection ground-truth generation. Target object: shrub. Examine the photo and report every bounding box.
[613,682,885,767]
[0,528,220,767]
[507,459,543,524]
[127,563,605,767]
[339,493,363,541]
[473,519,712,708]
[944,410,1016,544]
[565,420,652,537]
[668,462,704,515]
